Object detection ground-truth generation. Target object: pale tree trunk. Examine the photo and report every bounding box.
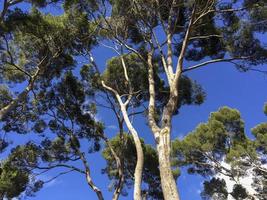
[145,3,197,199]
[91,51,144,200]
[121,105,144,200]
[155,89,180,200]
[78,149,104,200]
[85,171,104,200]
[100,53,144,200]
[102,81,144,200]
[156,128,180,200]
[147,48,180,199]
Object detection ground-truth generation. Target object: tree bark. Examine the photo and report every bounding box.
[121,105,144,200]
[147,48,180,199]
[156,128,180,200]
[85,171,104,200]
[102,81,144,200]
[80,151,104,200]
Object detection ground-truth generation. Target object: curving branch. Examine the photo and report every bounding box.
[182,57,251,73]
[174,3,196,85]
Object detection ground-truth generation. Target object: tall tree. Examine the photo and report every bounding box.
[0,0,67,120]
[86,1,267,199]
[0,2,100,199]
[82,52,204,199]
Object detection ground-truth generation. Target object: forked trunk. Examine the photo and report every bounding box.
[156,129,180,200]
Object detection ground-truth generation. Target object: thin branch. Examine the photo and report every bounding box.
[0,54,49,120]
[147,49,160,135]
[28,164,85,175]
[189,34,223,40]
[128,110,145,117]
[152,29,171,84]
[174,3,196,83]
[102,79,144,200]
[120,54,133,106]
[182,57,251,73]
[166,0,177,83]
[43,169,75,184]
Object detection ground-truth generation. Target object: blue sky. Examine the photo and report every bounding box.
[1,2,267,200]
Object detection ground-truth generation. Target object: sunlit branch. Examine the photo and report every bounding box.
[182,57,251,73]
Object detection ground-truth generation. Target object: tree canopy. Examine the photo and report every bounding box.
[0,0,266,200]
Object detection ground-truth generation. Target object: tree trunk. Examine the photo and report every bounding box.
[85,171,104,200]
[121,105,144,200]
[156,128,180,200]
[101,80,144,200]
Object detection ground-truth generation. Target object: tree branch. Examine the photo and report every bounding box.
[189,34,223,40]
[147,49,160,135]
[182,57,251,73]
[174,3,196,84]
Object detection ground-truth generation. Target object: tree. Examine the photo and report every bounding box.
[0,1,100,198]
[172,105,267,199]
[1,70,109,199]
[82,52,204,199]
[0,0,67,120]
[85,0,267,199]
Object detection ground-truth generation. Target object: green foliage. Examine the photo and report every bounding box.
[252,123,267,154]
[0,0,100,199]
[0,161,30,199]
[201,178,249,200]
[34,72,103,153]
[231,184,248,200]
[0,143,44,199]
[64,0,100,13]
[0,71,103,197]
[99,53,205,114]
[101,54,152,107]
[105,0,267,67]
[1,5,96,87]
[25,0,61,8]
[0,1,266,199]
[0,85,12,109]
[172,107,249,176]
[172,105,267,199]
[201,178,228,200]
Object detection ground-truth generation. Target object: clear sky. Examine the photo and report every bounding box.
[1,2,267,200]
